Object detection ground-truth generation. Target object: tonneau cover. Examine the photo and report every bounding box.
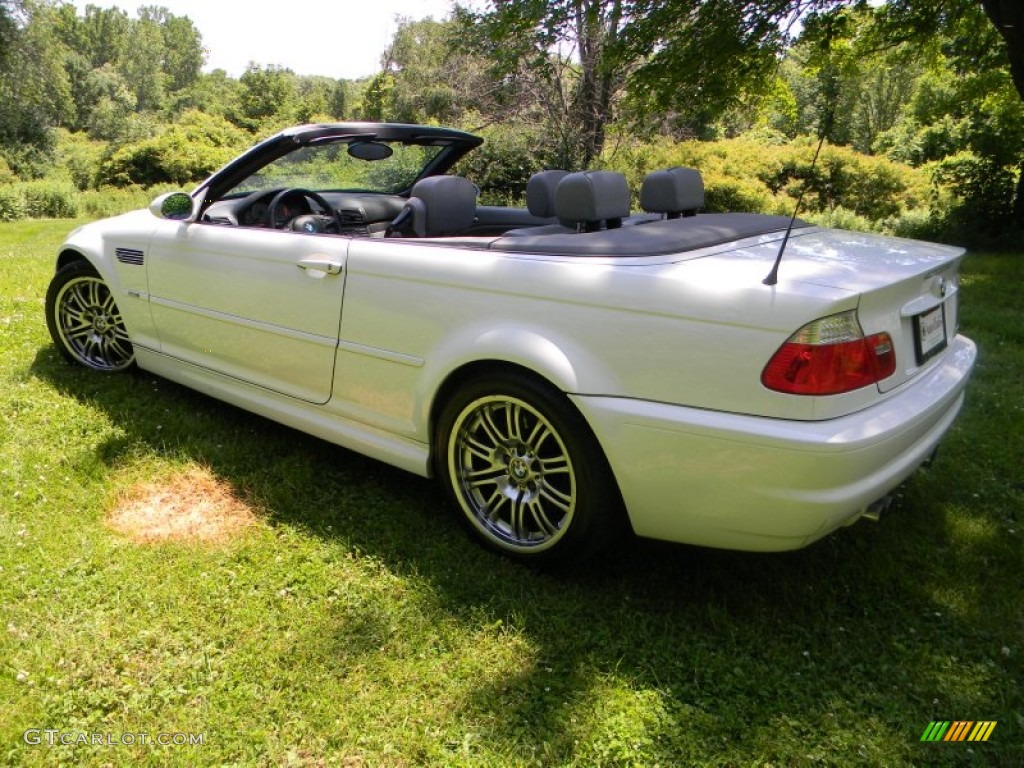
[489,213,808,257]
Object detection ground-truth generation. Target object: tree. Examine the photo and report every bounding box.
[382,16,511,127]
[0,1,74,154]
[236,64,295,130]
[461,0,628,168]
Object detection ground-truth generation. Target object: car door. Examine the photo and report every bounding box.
[146,220,348,404]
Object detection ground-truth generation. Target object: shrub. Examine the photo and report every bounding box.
[926,152,1014,231]
[0,181,79,221]
[0,186,26,221]
[605,133,932,230]
[97,111,248,187]
[19,180,80,218]
[54,129,106,190]
[802,206,877,233]
[79,185,179,218]
[453,122,555,206]
[0,156,16,186]
[701,171,774,214]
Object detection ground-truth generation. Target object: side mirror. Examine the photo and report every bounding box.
[149,191,194,221]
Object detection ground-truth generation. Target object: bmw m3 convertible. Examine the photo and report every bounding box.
[45,122,976,563]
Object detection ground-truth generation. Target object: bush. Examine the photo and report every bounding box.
[0,186,26,221]
[605,133,932,232]
[79,186,157,218]
[0,156,16,186]
[54,129,106,190]
[802,206,877,233]
[0,181,79,221]
[19,180,80,218]
[926,152,1014,231]
[97,111,248,187]
[453,122,555,206]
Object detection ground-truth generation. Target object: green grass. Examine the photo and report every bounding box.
[2,218,1021,767]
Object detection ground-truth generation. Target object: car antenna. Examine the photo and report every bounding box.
[761,125,829,286]
[763,18,840,287]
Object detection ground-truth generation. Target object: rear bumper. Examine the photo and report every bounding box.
[573,335,976,551]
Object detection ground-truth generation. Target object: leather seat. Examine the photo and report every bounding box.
[639,167,704,219]
[387,176,478,237]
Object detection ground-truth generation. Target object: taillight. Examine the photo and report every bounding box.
[762,311,896,395]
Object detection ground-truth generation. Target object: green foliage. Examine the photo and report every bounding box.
[98,111,247,187]
[926,152,1015,237]
[79,185,176,218]
[53,129,105,190]
[607,134,929,225]
[453,122,555,205]
[0,156,16,185]
[0,186,26,221]
[19,179,79,218]
[0,180,78,220]
[236,64,296,130]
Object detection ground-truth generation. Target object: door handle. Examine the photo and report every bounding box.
[296,257,343,275]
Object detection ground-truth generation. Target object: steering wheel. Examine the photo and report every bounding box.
[264,188,343,233]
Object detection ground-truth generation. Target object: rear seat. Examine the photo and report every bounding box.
[505,169,631,236]
[503,170,572,236]
[632,166,704,223]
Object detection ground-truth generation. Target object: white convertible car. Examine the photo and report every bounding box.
[45,122,976,563]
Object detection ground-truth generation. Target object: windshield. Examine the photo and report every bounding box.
[225,140,446,196]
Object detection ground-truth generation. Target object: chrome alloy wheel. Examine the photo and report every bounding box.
[53,275,134,371]
[448,395,577,553]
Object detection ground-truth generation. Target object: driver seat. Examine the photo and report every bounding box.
[386,176,478,238]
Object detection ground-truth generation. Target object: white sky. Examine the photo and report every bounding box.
[71,0,458,80]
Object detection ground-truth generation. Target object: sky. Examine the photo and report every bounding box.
[71,0,459,80]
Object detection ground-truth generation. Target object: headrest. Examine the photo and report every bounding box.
[555,171,631,228]
[406,175,478,236]
[525,170,569,218]
[640,167,704,217]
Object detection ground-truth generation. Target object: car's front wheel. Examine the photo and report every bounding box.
[435,372,622,564]
[45,260,135,372]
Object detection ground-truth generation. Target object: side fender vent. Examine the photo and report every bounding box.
[115,247,145,266]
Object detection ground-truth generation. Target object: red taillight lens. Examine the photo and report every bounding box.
[762,312,896,395]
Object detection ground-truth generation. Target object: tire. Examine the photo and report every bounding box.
[45,260,135,372]
[434,372,622,564]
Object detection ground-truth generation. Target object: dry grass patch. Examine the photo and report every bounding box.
[108,465,257,544]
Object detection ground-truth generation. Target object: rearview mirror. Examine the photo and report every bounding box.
[149,191,194,221]
[348,141,393,161]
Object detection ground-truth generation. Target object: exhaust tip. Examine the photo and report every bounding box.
[861,495,893,523]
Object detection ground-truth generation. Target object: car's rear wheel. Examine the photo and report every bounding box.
[435,372,621,564]
[45,260,134,372]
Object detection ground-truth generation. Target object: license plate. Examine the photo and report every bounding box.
[913,305,947,364]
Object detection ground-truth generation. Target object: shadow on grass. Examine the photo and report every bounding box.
[30,343,1021,765]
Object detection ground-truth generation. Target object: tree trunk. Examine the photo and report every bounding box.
[980,0,1024,224]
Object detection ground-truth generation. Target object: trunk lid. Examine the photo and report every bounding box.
[760,228,965,393]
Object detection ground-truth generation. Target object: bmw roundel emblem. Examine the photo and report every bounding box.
[304,222,317,232]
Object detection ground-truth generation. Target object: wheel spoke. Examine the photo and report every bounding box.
[539,483,572,513]
[528,499,559,536]
[483,488,509,522]
[463,434,495,462]
[480,406,509,446]
[538,454,571,475]
[465,466,506,490]
[510,490,528,540]
[505,402,523,442]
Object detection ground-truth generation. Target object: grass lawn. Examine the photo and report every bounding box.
[1,218,1021,766]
